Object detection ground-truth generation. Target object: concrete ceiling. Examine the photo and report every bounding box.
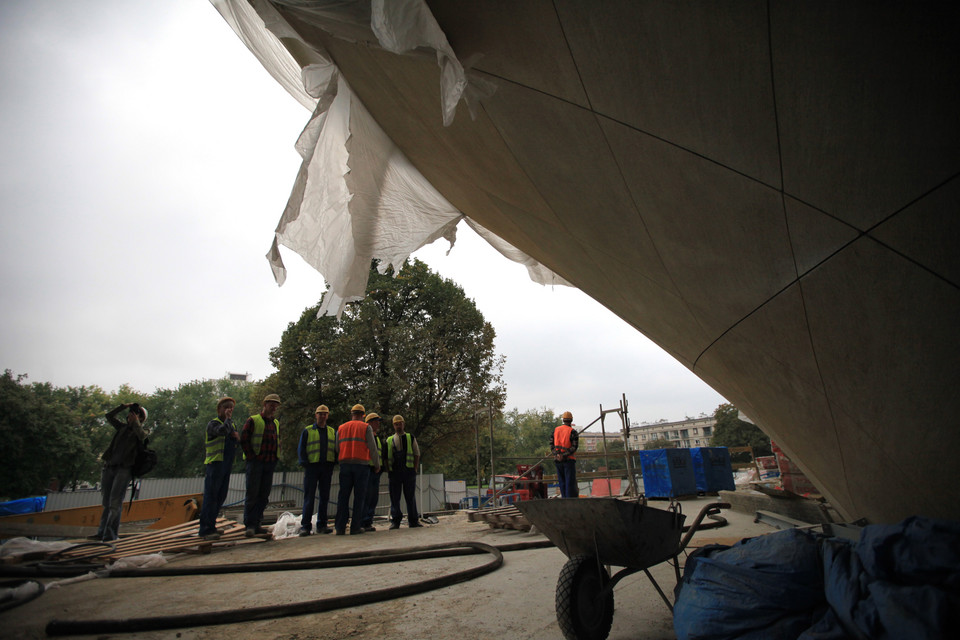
[262,1,959,524]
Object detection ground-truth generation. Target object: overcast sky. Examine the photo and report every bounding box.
[0,0,727,429]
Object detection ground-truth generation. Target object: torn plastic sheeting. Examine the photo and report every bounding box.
[210,0,317,111]
[271,0,469,126]
[216,0,570,317]
[267,68,463,317]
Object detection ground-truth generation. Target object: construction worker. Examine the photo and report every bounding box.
[359,412,387,532]
[387,415,421,529]
[297,405,337,536]
[198,397,240,540]
[333,404,380,535]
[240,393,281,537]
[94,403,147,542]
[552,411,579,498]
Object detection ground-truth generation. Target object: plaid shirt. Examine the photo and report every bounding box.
[240,415,279,462]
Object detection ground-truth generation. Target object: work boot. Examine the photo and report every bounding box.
[388,523,400,530]
[298,528,311,537]
[202,532,221,541]
[319,527,333,534]
[335,529,345,536]
[255,526,269,535]
[363,525,376,532]
[409,522,423,528]
[244,528,256,538]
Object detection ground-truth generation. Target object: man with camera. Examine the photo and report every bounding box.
[94,402,147,542]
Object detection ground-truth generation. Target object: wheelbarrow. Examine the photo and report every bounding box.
[517,498,728,640]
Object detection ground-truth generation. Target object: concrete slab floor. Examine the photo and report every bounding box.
[0,497,777,640]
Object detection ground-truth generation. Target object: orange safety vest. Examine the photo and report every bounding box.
[553,424,576,460]
[338,420,372,462]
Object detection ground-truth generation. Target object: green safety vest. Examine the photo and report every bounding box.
[387,432,415,471]
[368,435,382,468]
[245,414,279,459]
[204,418,229,464]
[305,424,336,463]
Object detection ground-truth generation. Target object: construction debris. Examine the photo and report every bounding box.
[465,505,532,532]
[50,517,270,563]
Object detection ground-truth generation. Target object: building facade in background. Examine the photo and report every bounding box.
[579,416,717,451]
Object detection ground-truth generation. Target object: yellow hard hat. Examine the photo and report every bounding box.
[216,396,235,409]
[263,393,281,404]
[351,404,365,413]
[393,415,404,423]
[315,405,329,414]
[365,412,381,422]
[561,411,573,421]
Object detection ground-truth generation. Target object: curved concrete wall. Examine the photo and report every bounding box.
[265,1,959,523]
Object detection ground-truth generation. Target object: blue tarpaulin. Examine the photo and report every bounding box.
[674,516,960,639]
[638,448,697,498]
[0,496,46,517]
[690,447,735,492]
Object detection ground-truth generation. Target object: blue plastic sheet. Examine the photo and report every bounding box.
[638,448,697,498]
[690,447,735,492]
[674,516,960,639]
[0,496,46,516]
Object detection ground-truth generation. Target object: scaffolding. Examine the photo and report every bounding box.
[471,394,641,508]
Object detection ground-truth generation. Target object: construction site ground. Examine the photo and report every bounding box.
[1,496,779,640]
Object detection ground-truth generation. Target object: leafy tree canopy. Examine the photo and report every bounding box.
[269,259,506,469]
[710,402,772,456]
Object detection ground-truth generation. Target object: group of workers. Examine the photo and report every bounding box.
[91,398,574,544]
[198,395,420,540]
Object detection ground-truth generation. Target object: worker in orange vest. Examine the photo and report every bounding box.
[333,404,381,535]
[552,411,579,498]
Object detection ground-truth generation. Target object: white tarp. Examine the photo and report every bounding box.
[211,0,570,317]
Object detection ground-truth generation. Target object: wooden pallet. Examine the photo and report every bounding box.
[465,505,532,531]
[53,517,270,563]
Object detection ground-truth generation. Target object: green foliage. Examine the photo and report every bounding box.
[644,437,676,450]
[0,371,114,498]
[710,403,772,456]
[269,259,506,471]
[146,378,257,477]
[0,370,264,498]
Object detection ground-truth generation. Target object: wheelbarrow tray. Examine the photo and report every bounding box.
[518,498,686,570]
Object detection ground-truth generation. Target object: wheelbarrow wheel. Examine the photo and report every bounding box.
[556,554,614,640]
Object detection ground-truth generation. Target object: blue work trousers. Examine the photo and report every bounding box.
[361,469,382,527]
[301,462,334,531]
[199,460,233,536]
[334,463,370,534]
[555,460,579,498]
[243,459,276,529]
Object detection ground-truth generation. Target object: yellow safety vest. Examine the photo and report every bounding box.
[387,433,415,471]
[246,414,279,458]
[306,424,336,463]
[204,418,229,464]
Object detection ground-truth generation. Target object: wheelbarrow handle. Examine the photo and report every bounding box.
[678,502,731,552]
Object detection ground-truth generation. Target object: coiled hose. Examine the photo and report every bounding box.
[45,540,552,636]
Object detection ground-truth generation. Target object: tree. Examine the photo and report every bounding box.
[146,378,258,477]
[0,371,105,498]
[710,403,772,456]
[269,259,506,470]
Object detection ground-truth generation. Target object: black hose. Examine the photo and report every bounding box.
[46,540,507,636]
[0,580,45,613]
